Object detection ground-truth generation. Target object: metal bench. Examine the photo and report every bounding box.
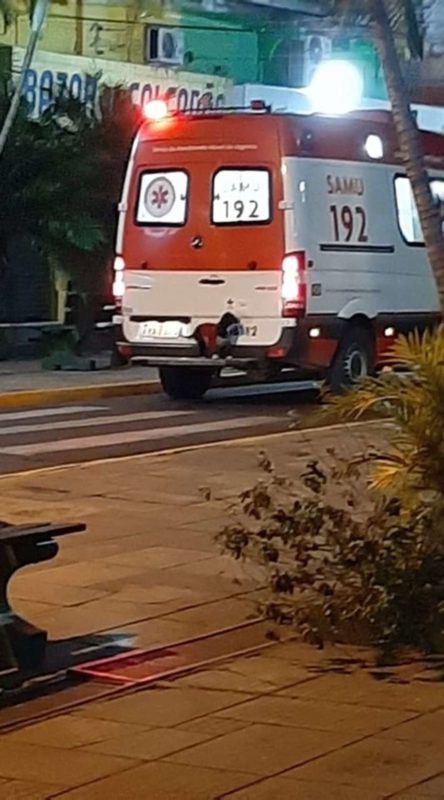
[0,521,86,680]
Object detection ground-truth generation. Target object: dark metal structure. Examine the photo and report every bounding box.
[0,521,86,684]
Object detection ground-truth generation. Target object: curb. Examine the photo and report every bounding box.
[0,380,161,410]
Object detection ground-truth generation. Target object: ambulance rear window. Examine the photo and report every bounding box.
[212,169,271,225]
[136,170,189,226]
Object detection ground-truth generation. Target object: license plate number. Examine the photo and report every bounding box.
[138,321,183,339]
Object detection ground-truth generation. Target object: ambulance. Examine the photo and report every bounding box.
[114,99,444,398]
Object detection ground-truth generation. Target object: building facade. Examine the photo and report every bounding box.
[0,0,387,102]
[0,0,440,334]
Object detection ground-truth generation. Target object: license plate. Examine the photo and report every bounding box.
[138,320,183,340]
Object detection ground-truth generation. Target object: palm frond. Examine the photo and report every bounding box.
[385,329,444,370]
[327,328,444,499]
[333,0,423,57]
[385,0,423,58]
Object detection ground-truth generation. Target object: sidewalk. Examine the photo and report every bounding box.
[0,360,159,407]
[0,423,443,798]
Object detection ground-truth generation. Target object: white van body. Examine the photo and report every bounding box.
[114,105,443,398]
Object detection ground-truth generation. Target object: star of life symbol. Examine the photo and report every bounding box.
[144,176,176,218]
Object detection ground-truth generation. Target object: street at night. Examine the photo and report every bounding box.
[0,380,319,475]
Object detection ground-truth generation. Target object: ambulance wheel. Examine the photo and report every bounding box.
[159,366,212,400]
[328,325,374,394]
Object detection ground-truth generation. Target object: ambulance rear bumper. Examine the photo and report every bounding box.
[116,327,295,370]
[130,355,258,369]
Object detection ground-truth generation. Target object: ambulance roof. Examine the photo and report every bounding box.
[139,109,444,169]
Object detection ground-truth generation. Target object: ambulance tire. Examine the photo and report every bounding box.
[159,366,212,400]
[328,325,375,394]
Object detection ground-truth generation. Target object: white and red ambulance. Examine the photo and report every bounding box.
[114,101,444,398]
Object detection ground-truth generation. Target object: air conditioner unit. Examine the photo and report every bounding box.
[302,34,332,86]
[145,27,185,66]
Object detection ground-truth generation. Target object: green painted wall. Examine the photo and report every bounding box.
[182,14,258,83]
[0,0,387,98]
[258,23,300,86]
[331,39,387,99]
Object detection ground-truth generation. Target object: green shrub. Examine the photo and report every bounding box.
[218,330,444,661]
[218,452,444,662]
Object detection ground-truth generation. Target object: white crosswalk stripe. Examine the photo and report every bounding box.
[208,380,318,399]
[0,405,107,422]
[0,410,196,437]
[0,382,298,470]
[0,416,272,457]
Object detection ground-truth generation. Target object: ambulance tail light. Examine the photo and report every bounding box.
[281,252,306,318]
[112,256,125,305]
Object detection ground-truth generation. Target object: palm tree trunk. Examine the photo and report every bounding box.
[372,0,444,314]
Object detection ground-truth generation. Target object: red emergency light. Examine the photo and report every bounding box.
[250,100,267,111]
[143,99,169,121]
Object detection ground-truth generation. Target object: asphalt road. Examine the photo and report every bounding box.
[0,380,321,475]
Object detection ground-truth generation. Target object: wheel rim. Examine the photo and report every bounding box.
[344,347,367,383]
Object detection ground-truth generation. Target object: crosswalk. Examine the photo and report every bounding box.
[0,409,196,438]
[1,415,276,457]
[0,395,293,473]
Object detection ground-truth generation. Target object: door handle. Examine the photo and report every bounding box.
[199,278,226,286]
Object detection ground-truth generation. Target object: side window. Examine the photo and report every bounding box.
[136,170,189,226]
[394,175,444,244]
[394,176,423,243]
[431,179,444,225]
[212,169,271,225]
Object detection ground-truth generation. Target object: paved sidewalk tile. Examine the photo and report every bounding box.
[75,686,253,727]
[378,710,444,744]
[213,652,313,687]
[51,762,251,799]
[223,776,386,800]
[0,741,138,790]
[114,615,209,649]
[168,597,254,631]
[26,597,176,640]
[105,546,214,569]
[4,715,149,749]
[277,672,444,712]
[394,795,438,799]
[0,779,59,800]
[254,639,367,665]
[178,667,277,694]
[215,693,414,735]
[286,737,444,795]
[83,726,213,760]
[166,722,355,776]
[175,716,252,738]
[10,580,108,607]
[392,773,444,797]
